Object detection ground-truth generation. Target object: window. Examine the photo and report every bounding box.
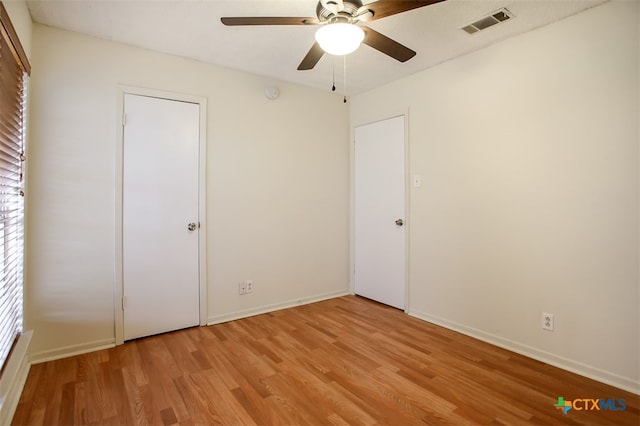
[0,1,30,372]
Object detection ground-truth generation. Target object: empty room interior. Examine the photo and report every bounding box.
[0,0,639,424]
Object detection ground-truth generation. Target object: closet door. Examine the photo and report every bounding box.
[354,115,406,310]
[123,93,200,340]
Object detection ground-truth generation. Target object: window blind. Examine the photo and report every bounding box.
[0,1,30,372]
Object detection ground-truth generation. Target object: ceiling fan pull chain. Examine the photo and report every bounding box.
[332,60,336,91]
[343,55,348,103]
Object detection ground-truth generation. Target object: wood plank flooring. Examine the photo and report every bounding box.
[13,296,640,425]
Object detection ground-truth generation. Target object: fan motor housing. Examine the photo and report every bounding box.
[316,0,364,22]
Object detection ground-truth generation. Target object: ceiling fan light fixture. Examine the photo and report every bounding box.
[315,23,364,56]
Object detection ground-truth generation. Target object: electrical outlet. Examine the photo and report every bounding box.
[239,280,253,295]
[542,312,554,331]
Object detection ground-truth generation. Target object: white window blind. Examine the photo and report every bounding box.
[0,1,30,372]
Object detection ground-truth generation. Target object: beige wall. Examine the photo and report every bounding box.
[350,1,639,393]
[26,24,350,358]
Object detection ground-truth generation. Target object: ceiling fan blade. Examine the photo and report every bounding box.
[362,26,416,63]
[221,17,319,26]
[364,0,446,22]
[297,42,325,70]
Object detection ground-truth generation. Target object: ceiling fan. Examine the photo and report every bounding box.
[221,0,446,71]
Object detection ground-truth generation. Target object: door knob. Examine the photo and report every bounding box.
[187,222,197,231]
[395,219,404,226]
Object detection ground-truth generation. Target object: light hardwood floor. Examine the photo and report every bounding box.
[12,296,640,425]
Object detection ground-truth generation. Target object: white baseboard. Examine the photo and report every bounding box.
[0,330,33,426]
[409,308,640,395]
[207,289,350,325]
[29,338,116,365]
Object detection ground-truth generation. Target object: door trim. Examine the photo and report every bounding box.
[114,85,207,345]
[350,112,410,312]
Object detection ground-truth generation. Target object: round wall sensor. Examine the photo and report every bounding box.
[264,87,279,100]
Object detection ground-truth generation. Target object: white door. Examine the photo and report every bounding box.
[123,94,200,340]
[354,115,406,309]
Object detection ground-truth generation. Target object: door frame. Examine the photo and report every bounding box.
[350,111,410,312]
[114,85,207,345]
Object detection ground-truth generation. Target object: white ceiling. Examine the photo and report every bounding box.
[26,0,608,95]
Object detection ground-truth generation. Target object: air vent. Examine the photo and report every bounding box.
[462,8,512,34]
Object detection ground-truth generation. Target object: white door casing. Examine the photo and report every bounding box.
[121,93,202,341]
[354,115,406,309]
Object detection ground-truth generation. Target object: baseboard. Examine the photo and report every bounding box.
[207,289,350,325]
[409,309,640,395]
[0,330,33,425]
[29,338,116,365]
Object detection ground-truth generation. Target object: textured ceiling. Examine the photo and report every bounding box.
[26,0,608,95]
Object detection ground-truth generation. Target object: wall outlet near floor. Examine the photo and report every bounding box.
[239,280,254,295]
[542,312,554,331]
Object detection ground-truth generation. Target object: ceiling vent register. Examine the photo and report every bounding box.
[462,9,512,34]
